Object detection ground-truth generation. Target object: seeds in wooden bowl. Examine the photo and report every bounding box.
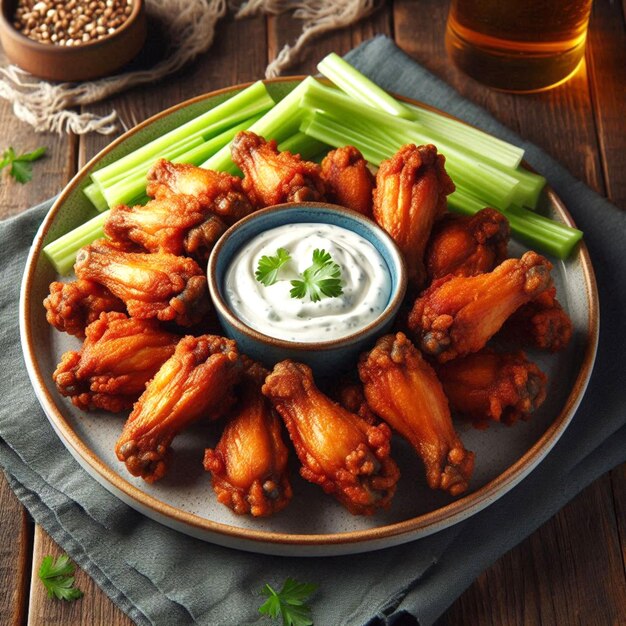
[13,0,134,46]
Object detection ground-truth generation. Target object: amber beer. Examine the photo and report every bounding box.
[445,0,593,92]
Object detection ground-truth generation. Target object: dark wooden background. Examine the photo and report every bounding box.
[1,1,624,624]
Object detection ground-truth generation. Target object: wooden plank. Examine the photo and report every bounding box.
[27,526,134,626]
[586,0,626,209]
[267,4,392,76]
[0,50,75,219]
[611,464,626,569]
[0,473,32,626]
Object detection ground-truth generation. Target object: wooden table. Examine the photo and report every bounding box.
[1,1,624,624]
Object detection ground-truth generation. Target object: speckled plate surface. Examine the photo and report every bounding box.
[19,79,599,556]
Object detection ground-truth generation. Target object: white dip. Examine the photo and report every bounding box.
[224,222,392,343]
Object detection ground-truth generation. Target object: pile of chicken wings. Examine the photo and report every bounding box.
[43,131,572,518]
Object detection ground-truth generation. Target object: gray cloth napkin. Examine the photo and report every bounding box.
[1,36,625,626]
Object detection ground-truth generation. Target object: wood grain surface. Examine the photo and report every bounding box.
[0,1,624,625]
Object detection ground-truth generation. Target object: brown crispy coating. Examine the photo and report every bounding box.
[426,207,510,281]
[231,131,326,208]
[146,159,252,225]
[373,144,455,288]
[115,335,242,482]
[105,193,225,263]
[43,279,125,338]
[500,286,573,352]
[435,349,548,428]
[203,358,292,517]
[262,360,399,515]
[408,251,553,363]
[320,146,375,216]
[74,239,210,327]
[358,333,474,496]
[53,311,179,412]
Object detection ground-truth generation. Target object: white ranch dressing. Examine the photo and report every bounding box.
[224,223,392,342]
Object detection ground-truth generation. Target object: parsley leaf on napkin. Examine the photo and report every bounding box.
[259,577,317,626]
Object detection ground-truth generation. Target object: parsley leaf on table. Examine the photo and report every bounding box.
[0,146,46,184]
[290,248,343,303]
[259,577,318,626]
[38,554,83,601]
[255,247,292,286]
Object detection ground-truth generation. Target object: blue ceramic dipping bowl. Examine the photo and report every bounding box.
[207,202,407,377]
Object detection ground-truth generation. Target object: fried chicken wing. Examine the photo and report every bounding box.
[358,333,474,496]
[146,159,252,224]
[104,194,226,263]
[43,279,125,338]
[373,144,455,287]
[203,359,292,517]
[500,286,573,352]
[53,312,179,412]
[74,239,210,327]
[435,349,547,428]
[115,335,242,482]
[408,251,553,363]
[425,208,510,281]
[231,131,326,208]
[262,360,399,515]
[320,146,375,216]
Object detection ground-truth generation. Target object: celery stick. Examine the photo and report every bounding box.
[83,183,108,212]
[300,113,395,165]
[92,81,273,185]
[448,189,582,259]
[93,134,204,191]
[102,114,264,209]
[43,211,108,275]
[277,132,329,160]
[203,77,317,172]
[508,167,546,209]
[317,52,413,119]
[404,102,524,169]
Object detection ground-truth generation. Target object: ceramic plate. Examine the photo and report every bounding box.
[19,79,599,556]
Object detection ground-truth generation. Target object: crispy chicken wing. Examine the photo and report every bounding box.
[104,194,227,263]
[115,335,242,482]
[500,286,573,352]
[358,333,474,496]
[425,208,510,281]
[435,349,547,428]
[373,144,455,288]
[408,251,553,363]
[43,279,125,338]
[146,159,252,224]
[53,312,179,412]
[74,239,210,327]
[320,146,375,216]
[203,359,292,517]
[262,360,399,515]
[231,131,326,208]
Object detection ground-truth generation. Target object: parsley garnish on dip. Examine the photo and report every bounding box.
[224,223,392,342]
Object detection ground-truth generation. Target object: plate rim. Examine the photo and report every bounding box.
[19,77,600,553]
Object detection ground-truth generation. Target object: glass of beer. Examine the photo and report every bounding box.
[445,0,593,93]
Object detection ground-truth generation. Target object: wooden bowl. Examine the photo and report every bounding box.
[0,0,146,81]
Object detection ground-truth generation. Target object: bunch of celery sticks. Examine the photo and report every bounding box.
[44,53,582,275]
